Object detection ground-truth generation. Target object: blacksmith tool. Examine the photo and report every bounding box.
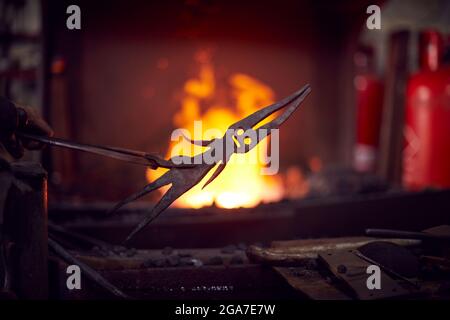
[110,84,312,243]
[366,225,450,243]
[16,132,191,170]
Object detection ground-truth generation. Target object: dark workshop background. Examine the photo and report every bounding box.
[1,0,449,201]
[46,0,372,201]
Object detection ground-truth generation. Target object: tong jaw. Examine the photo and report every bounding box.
[230,84,311,154]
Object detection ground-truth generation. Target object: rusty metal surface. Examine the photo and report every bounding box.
[318,249,414,300]
[358,241,420,279]
[249,237,422,300]
[247,237,420,266]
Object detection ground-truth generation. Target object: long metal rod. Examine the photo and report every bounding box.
[48,222,111,249]
[18,132,154,167]
[48,237,130,299]
[366,228,450,241]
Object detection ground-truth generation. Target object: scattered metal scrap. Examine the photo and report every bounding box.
[246,234,450,300]
[246,237,420,266]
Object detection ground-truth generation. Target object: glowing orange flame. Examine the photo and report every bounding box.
[147,52,284,209]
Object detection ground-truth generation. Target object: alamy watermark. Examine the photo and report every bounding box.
[366,5,381,30]
[366,265,381,290]
[66,5,81,30]
[66,265,81,290]
[169,121,280,175]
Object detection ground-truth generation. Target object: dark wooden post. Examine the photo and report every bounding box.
[2,161,48,299]
[379,31,410,184]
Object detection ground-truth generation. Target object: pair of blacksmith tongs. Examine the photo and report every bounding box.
[110,84,312,243]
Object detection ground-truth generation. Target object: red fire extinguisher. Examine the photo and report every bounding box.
[353,46,384,173]
[403,30,450,190]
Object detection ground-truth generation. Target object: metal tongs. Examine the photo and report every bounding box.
[16,132,190,170]
[111,84,312,243]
